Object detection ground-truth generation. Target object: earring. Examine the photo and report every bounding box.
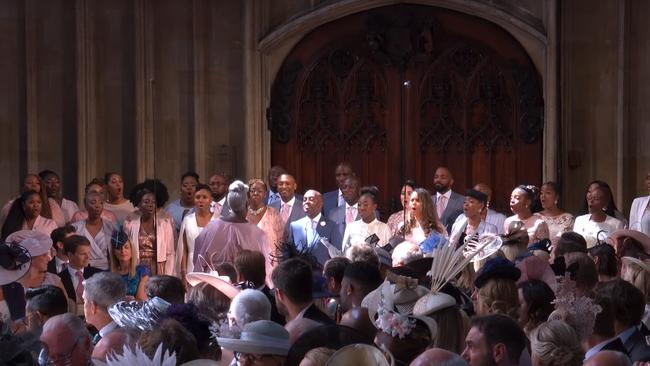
[554,200,558,205]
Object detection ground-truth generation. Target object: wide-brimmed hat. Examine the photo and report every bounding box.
[362,276,429,320]
[516,255,556,291]
[186,271,240,299]
[109,297,171,331]
[389,257,433,279]
[474,257,521,288]
[325,344,393,366]
[622,256,650,274]
[609,229,650,254]
[217,320,290,356]
[0,243,31,286]
[6,230,52,257]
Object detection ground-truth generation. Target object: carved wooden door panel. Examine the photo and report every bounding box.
[269,5,543,217]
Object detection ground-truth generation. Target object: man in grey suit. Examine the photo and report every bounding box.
[268,173,307,231]
[288,190,342,266]
[432,167,464,233]
[322,162,354,217]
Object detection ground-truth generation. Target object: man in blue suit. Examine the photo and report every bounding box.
[328,176,361,241]
[268,173,307,232]
[322,162,354,217]
[288,190,342,266]
[432,166,464,234]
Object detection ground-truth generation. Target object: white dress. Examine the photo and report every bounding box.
[573,214,625,248]
[341,218,391,254]
[175,212,216,275]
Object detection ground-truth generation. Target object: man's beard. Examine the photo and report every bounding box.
[434,184,449,193]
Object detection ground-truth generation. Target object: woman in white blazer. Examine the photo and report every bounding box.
[629,171,650,235]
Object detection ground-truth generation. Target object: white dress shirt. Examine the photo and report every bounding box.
[341,218,391,254]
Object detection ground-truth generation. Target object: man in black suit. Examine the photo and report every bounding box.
[268,174,306,231]
[47,225,76,275]
[271,258,334,325]
[432,167,464,233]
[583,295,630,361]
[58,235,103,315]
[234,249,285,325]
[599,279,650,363]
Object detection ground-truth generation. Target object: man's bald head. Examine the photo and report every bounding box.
[303,190,323,218]
[583,351,631,366]
[410,348,468,366]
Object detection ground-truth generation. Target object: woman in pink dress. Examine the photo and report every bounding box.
[504,185,549,244]
[245,179,284,264]
[1,190,57,240]
[538,182,574,247]
[193,181,271,278]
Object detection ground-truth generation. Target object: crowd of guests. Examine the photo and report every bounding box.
[1,165,650,365]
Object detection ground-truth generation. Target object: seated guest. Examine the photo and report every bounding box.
[40,313,93,366]
[58,235,103,315]
[301,347,337,366]
[218,320,290,366]
[574,184,625,248]
[499,222,530,262]
[583,351,633,366]
[39,169,78,225]
[110,230,150,301]
[1,190,57,240]
[620,257,650,327]
[268,173,306,229]
[339,261,382,313]
[124,180,175,275]
[12,232,66,295]
[0,241,31,323]
[24,285,68,335]
[103,172,136,225]
[517,280,555,336]
[165,171,199,232]
[288,189,342,266]
[82,272,126,344]
[391,241,423,267]
[246,179,284,266]
[341,186,390,254]
[0,174,55,231]
[339,307,377,342]
[583,295,629,361]
[70,178,118,224]
[588,243,618,282]
[234,250,284,324]
[566,253,599,296]
[387,180,415,237]
[92,326,141,362]
[193,181,271,275]
[449,189,498,248]
[403,187,448,244]
[410,348,469,366]
[323,256,350,297]
[345,244,380,269]
[186,272,238,324]
[145,275,185,305]
[473,257,521,319]
[529,320,584,366]
[47,225,76,274]
[598,279,650,362]
[227,289,271,336]
[138,318,200,364]
[374,315,436,365]
[72,191,117,270]
[272,258,334,324]
[322,162,354,217]
[176,184,217,277]
[504,185,549,244]
[537,182,575,246]
[162,303,221,363]
[553,232,589,264]
[461,314,527,366]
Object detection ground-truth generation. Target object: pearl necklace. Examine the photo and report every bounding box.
[248,206,265,216]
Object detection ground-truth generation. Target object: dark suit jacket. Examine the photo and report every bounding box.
[303,303,334,325]
[433,190,464,233]
[602,337,630,357]
[623,325,650,362]
[261,285,285,326]
[58,266,103,302]
[47,259,58,275]
[268,194,307,230]
[322,190,341,217]
[2,282,25,320]
[287,215,343,266]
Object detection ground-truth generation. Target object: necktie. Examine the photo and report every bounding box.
[281,203,291,223]
[75,270,84,300]
[346,206,356,224]
[437,195,446,219]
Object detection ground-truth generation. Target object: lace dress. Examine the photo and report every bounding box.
[539,212,575,246]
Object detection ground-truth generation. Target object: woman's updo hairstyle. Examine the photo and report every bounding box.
[227,180,249,216]
[516,184,542,213]
[530,320,584,366]
[359,185,380,204]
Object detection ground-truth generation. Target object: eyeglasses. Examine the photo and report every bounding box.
[38,336,83,366]
[234,352,275,363]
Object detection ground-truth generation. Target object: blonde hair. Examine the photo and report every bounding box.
[303,347,335,366]
[530,320,584,366]
[110,240,137,279]
[622,262,650,304]
[478,279,519,319]
[500,243,527,262]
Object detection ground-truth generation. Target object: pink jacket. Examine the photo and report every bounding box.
[123,210,176,275]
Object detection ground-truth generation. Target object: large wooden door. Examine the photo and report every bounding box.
[268,5,543,217]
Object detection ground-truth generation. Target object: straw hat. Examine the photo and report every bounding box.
[217,320,290,356]
[325,344,392,366]
[621,256,650,274]
[609,229,650,254]
[362,276,429,320]
[186,270,240,299]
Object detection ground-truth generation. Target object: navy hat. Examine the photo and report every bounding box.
[474,257,521,288]
[111,230,130,250]
[527,238,552,254]
[465,189,488,204]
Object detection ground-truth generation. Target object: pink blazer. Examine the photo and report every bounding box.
[123,211,176,275]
